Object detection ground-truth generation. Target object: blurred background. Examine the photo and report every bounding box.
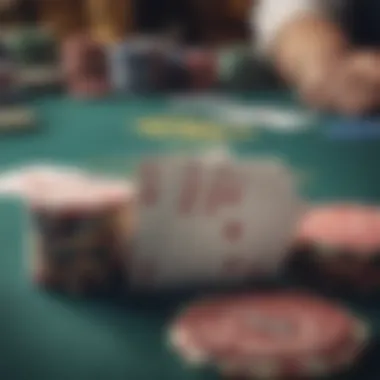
[0,0,252,44]
[0,0,282,101]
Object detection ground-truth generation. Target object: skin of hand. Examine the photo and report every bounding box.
[329,50,380,115]
[273,14,348,84]
[271,14,380,113]
[274,16,380,114]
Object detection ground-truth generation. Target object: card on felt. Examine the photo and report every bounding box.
[129,157,169,287]
[163,156,225,285]
[132,155,301,289]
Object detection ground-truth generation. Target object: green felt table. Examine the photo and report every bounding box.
[0,93,380,380]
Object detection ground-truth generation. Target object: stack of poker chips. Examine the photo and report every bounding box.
[184,47,216,91]
[0,40,36,131]
[0,166,135,295]
[108,37,168,94]
[108,37,191,94]
[216,45,280,92]
[160,50,190,92]
[169,292,370,379]
[3,27,61,93]
[102,36,278,96]
[0,41,16,104]
[3,27,56,65]
[290,204,380,292]
[61,35,110,98]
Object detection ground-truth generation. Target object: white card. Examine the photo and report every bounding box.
[162,157,224,286]
[129,158,168,287]
[132,155,301,289]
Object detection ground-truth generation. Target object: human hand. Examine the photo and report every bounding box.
[329,50,380,115]
[296,53,342,110]
[297,50,380,115]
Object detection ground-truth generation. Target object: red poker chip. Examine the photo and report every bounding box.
[185,48,216,90]
[296,204,380,257]
[169,293,369,378]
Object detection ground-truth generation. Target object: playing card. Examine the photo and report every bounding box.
[159,157,206,286]
[168,156,226,285]
[130,157,170,287]
[132,155,301,289]
[147,156,215,287]
[236,159,300,272]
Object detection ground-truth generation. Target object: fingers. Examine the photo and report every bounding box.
[297,60,337,111]
[331,51,380,115]
[297,55,343,112]
[296,50,380,115]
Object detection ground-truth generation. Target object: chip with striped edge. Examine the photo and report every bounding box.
[292,204,380,290]
[28,174,135,294]
[169,293,370,379]
[296,204,380,256]
[0,164,135,294]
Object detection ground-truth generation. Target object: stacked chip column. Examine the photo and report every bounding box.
[30,188,134,295]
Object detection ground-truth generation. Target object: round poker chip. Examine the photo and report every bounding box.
[61,35,109,97]
[0,165,135,215]
[185,48,216,90]
[291,204,380,290]
[169,293,369,379]
[35,177,133,215]
[25,169,135,294]
[296,204,380,258]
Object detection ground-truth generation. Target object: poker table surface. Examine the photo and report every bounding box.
[0,92,380,380]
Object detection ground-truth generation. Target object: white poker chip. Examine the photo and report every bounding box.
[0,165,135,212]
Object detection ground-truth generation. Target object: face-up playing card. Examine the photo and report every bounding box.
[129,157,168,288]
[163,156,229,285]
[131,155,301,289]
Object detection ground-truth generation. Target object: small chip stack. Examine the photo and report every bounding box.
[3,27,60,93]
[0,43,15,104]
[169,292,370,379]
[62,35,110,98]
[0,41,36,131]
[216,45,280,92]
[216,45,253,91]
[108,37,173,94]
[4,27,56,65]
[160,50,190,92]
[0,166,135,295]
[184,48,216,91]
[291,204,380,292]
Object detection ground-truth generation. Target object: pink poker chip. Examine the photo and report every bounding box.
[169,293,369,378]
[36,177,133,215]
[296,204,380,255]
[0,166,135,214]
